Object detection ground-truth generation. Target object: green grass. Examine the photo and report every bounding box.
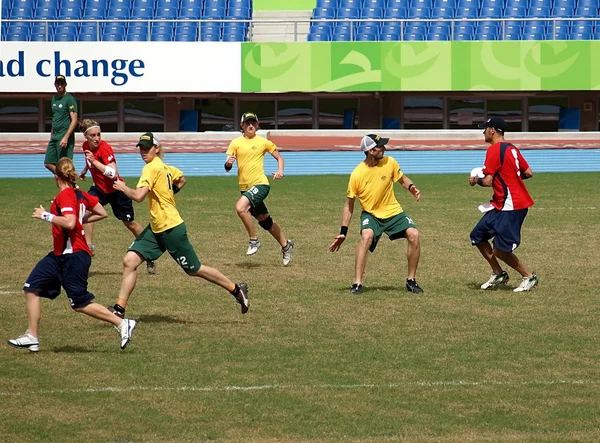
[1,173,599,442]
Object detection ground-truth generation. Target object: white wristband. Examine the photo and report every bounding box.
[103,166,117,178]
[41,211,55,223]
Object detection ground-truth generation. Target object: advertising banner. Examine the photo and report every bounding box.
[0,42,242,92]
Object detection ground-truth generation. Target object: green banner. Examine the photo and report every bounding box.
[241,41,600,92]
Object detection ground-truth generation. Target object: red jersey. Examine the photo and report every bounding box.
[483,141,534,211]
[82,140,123,194]
[50,188,99,256]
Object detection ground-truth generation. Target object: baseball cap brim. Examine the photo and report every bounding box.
[375,137,389,147]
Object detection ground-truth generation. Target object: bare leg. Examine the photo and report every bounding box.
[405,228,421,280]
[24,291,42,337]
[354,230,374,285]
[493,249,533,278]
[476,241,503,275]
[84,222,94,246]
[256,214,287,248]
[115,251,144,309]
[235,196,257,239]
[123,220,143,237]
[45,163,56,174]
[193,266,236,292]
[74,302,122,327]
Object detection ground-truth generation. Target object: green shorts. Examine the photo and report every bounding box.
[45,135,75,165]
[241,184,270,218]
[128,223,201,275]
[360,211,417,253]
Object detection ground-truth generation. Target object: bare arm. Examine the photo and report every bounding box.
[469,174,494,187]
[224,155,236,171]
[84,202,108,224]
[522,167,533,179]
[32,205,76,230]
[113,181,149,203]
[84,150,117,177]
[271,150,285,179]
[399,174,421,202]
[174,176,187,190]
[65,111,78,139]
[329,197,355,252]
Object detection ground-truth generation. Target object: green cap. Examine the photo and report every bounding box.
[240,112,259,124]
[136,132,161,149]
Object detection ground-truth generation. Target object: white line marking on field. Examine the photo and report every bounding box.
[1,380,597,397]
[0,291,19,294]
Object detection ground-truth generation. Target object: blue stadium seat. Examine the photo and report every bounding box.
[155,7,178,18]
[31,23,52,37]
[546,30,568,39]
[10,6,33,18]
[180,7,202,18]
[35,7,58,18]
[593,29,600,39]
[571,20,593,33]
[547,21,570,35]
[106,7,130,18]
[577,0,598,6]
[480,6,501,18]
[477,20,499,34]
[361,7,383,18]
[127,32,149,40]
[338,7,359,18]
[504,6,526,17]
[200,32,221,41]
[431,6,454,18]
[506,0,527,8]
[80,23,102,35]
[454,32,473,39]
[176,22,198,34]
[405,21,427,34]
[474,31,497,40]
[503,33,521,40]
[131,6,153,18]
[380,32,400,41]
[102,32,125,41]
[434,0,455,6]
[228,6,250,18]
[429,23,450,33]
[332,33,352,41]
[428,32,450,40]
[456,0,479,8]
[554,0,575,7]
[223,21,246,33]
[79,32,99,41]
[156,0,179,7]
[454,6,477,18]
[334,21,354,35]
[6,32,29,40]
[310,22,333,34]
[453,20,474,34]
[552,7,574,17]
[1,6,8,18]
[174,33,197,41]
[412,0,433,7]
[152,22,174,34]
[575,6,597,17]
[529,6,550,18]
[54,32,77,41]
[83,6,105,19]
[381,23,402,35]
[340,0,360,7]
[203,6,225,18]
[522,32,544,40]
[31,32,53,40]
[356,32,378,41]
[200,22,221,35]
[11,0,35,9]
[364,0,384,8]
[37,0,58,8]
[222,31,246,41]
[8,23,30,34]
[404,32,425,40]
[86,0,107,10]
[481,0,502,7]
[358,23,380,34]
[408,7,431,18]
[133,0,153,7]
[384,7,407,18]
[151,33,172,40]
[58,7,83,19]
[54,23,79,34]
[229,0,250,7]
[388,0,404,6]
[103,22,126,35]
[204,0,225,10]
[316,0,337,7]
[524,20,547,33]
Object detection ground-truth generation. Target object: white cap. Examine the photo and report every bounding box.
[360,133,390,151]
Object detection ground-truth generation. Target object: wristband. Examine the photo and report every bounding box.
[41,211,55,223]
[224,162,232,172]
[340,226,348,236]
[173,184,181,194]
[103,166,117,178]
[408,184,415,191]
[477,177,484,186]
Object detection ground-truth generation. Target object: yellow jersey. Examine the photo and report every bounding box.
[137,157,184,233]
[347,156,404,219]
[226,135,277,191]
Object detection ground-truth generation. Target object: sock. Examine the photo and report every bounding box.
[26,330,38,340]
[118,320,125,330]
[229,284,240,296]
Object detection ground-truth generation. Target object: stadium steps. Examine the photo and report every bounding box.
[250,10,312,42]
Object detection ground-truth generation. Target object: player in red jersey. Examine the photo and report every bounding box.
[8,157,137,352]
[78,119,156,274]
[469,117,538,293]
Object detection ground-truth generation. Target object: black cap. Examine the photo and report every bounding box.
[54,75,67,85]
[478,117,508,133]
[240,112,259,124]
[360,133,390,151]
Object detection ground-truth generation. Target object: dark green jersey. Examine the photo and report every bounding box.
[51,92,78,139]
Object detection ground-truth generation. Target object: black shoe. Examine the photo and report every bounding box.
[234,282,249,314]
[350,283,363,295]
[108,304,125,319]
[406,279,424,294]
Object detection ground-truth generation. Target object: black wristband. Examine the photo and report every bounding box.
[408,184,415,191]
[477,177,484,186]
[340,226,348,236]
[224,162,232,172]
[173,184,181,194]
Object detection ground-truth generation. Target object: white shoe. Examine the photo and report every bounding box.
[246,239,261,256]
[146,260,157,275]
[513,273,538,293]
[480,271,509,290]
[282,240,294,266]
[8,331,39,352]
[119,319,137,349]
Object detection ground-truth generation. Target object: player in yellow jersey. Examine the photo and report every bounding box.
[329,134,424,295]
[108,133,249,319]
[225,112,294,266]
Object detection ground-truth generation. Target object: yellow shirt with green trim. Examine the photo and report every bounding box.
[226,135,277,191]
[137,157,184,233]
[347,156,404,219]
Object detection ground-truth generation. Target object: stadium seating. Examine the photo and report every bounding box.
[0,0,253,41]
[307,0,599,41]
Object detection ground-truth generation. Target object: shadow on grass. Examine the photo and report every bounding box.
[235,262,265,269]
[89,270,122,277]
[337,285,401,294]
[137,314,189,324]
[467,282,515,291]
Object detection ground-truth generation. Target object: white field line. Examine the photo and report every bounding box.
[0,291,20,294]
[1,379,598,397]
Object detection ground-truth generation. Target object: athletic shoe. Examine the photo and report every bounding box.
[513,273,538,293]
[246,239,261,256]
[480,271,509,290]
[234,282,249,314]
[8,331,39,352]
[350,283,363,295]
[282,240,294,266]
[119,319,137,350]
[146,260,157,275]
[406,279,424,294]
[108,305,125,319]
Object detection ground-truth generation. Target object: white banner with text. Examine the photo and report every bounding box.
[0,42,242,92]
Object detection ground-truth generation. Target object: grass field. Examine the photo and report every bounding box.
[0,173,599,442]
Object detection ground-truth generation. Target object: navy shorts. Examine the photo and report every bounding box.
[88,185,135,222]
[470,208,529,253]
[23,252,95,309]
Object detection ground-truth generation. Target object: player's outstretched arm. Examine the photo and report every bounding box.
[399,175,421,202]
[114,181,149,203]
[329,198,355,252]
[270,150,284,179]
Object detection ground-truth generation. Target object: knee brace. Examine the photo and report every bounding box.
[258,216,273,231]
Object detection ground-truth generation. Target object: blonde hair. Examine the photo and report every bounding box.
[79,119,101,134]
[56,157,78,186]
